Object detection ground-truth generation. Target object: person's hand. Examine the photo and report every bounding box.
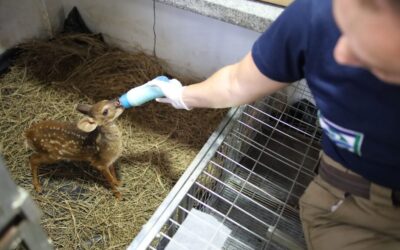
[146,78,192,110]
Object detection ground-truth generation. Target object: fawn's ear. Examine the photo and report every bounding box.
[77,117,98,132]
[76,104,93,116]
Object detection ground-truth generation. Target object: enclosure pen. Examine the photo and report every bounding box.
[130,81,322,250]
[0,33,227,248]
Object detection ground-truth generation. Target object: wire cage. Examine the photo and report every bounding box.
[130,80,322,250]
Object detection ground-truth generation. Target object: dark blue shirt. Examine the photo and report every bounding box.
[252,0,400,189]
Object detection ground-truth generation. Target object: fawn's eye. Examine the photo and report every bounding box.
[102,109,109,116]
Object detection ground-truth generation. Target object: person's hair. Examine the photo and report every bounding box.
[362,0,400,13]
[384,0,400,11]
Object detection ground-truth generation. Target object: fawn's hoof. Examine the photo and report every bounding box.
[115,192,122,200]
[34,184,42,193]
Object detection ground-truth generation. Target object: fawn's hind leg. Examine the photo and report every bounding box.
[29,153,57,193]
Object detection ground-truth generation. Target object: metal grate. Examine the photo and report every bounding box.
[130,81,322,250]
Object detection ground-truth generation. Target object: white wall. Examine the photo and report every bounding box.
[61,0,261,79]
[0,0,63,54]
[0,0,262,79]
[0,0,261,78]
[1,0,312,103]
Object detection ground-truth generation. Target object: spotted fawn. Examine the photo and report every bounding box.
[25,100,124,199]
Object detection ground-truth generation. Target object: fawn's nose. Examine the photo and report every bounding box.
[110,98,122,108]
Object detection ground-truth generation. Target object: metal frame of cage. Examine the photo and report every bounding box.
[129,81,322,250]
[0,157,53,250]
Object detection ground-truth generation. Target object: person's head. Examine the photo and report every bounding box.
[333,0,400,84]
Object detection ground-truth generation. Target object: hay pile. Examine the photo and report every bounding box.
[0,34,226,249]
[17,33,168,100]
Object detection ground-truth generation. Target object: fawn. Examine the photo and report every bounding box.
[25,100,124,199]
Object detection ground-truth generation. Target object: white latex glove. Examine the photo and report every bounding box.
[146,78,192,110]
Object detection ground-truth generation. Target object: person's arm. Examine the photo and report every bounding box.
[152,52,289,110]
[182,52,288,109]
[152,0,310,110]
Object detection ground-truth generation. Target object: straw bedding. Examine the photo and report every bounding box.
[0,33,226,249]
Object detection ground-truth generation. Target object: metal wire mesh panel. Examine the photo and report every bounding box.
[130,81,322,250]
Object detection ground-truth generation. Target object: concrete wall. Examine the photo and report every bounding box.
[61,0,261,79]
[0,0,63,54]
[0,0,311,103]
[0,0,261,78]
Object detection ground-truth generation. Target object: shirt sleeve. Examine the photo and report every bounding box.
[252,0,312,83]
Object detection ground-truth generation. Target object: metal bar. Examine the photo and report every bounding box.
[190,183,304,250]
[202,169,281,217]
[134,83,318,250]
[216,148,297,193]
[176,206,253,250]
[158,232,190,250]
[201,168,296,227]
[211,154,304,215]
[239,110,321,151]
[209,160,285,204]
[193,181,274,230]
[228,131,318,186]
[243,106,318,140]
[263,117,319,250]
[222,134,316,180]
[166,217,225,250]
[233,124,318,169]
[231,129,319,178]
[259,94,317,122]
[234,118,320,163]
[220,139,310,190]
[167,215,229,250]
[217,101,289,237]
[128,107,243,250]
[257,100,318,130]
[185,193,269,243]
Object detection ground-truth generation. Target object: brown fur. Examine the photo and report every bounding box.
[25,100,124,199]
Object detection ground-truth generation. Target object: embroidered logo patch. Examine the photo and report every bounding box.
[319,113,364,156]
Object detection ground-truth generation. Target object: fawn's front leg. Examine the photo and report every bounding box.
[109,164,121,186]
[96,165,121,199]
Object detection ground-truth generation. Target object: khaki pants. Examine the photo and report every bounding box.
[299,156,400,250]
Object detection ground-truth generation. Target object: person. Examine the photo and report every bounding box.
[148,0,400,249]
